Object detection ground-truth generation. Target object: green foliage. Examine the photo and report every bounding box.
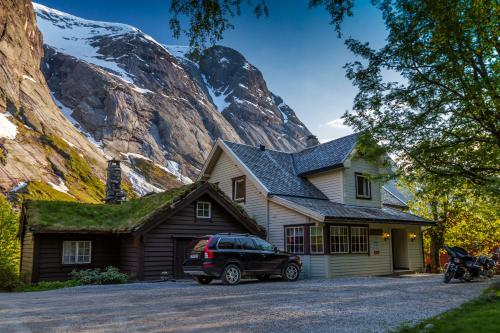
[70,266,128,285]
[344,0,500,194]
[15,279,81,292]
[406,174,500,270]
[0,194,21,291]
[168,0,354,58]
[25,183,198,232]
[0,264,22,291]
[169,0,269,58]
[394,285,500,333]
[41,134,105,203]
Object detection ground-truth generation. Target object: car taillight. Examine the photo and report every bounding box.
[204,237,215,259]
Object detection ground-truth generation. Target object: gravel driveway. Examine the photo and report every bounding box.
[0,274,494,333]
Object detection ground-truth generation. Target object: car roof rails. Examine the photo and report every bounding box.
[215,233,251,237]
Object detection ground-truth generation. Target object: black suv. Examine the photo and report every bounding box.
[182,234,302,285]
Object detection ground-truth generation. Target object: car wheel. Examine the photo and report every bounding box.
[195,276,213,285]
[257,274,270,281]
[282,263,300,282]
[222,264,241,285]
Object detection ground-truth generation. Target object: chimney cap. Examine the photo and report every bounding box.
[259,144,265,151]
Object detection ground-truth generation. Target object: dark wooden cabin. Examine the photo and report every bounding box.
[19,182,264,283]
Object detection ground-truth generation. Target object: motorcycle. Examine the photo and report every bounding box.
[443,246,481,283]
[477,249,499,278]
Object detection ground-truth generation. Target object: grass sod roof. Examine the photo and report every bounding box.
[24,182,264,234]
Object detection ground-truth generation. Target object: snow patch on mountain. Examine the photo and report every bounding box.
[0,113,17,139]
[48,178,70,194]
[201,74,231,112]
[51,93,104,149]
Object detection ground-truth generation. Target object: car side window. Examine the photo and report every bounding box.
[238,237,257,250]
[217,237,237,250]
[253,238,274,252]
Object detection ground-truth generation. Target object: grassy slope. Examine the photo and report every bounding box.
[396,285,500,333]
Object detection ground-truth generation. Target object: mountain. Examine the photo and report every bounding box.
[0,1,313,201]
[0,0,110,203]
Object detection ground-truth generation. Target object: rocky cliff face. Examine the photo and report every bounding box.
[0,0,110,202]
[0,2,314,201]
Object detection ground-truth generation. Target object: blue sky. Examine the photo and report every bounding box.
[35,0,388,141]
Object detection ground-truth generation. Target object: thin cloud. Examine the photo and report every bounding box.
[326,117,349,129]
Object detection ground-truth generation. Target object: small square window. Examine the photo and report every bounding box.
[62,241,91,264]
[355,173,372,199]
[196,201,211,218]
[232,176,246,202]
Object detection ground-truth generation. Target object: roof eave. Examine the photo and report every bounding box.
[297,163,344,177]
[324,216,436,226]
[269,196,325,222]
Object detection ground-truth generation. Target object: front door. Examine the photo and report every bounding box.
[174,238,194,279]
[392,229,409,270]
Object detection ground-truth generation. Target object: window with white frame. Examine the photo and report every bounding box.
[355,173,372,199]
[330,225,350,253]
[196,201,211,218]
[310,225,324,254]
[62,241,91,264]
[285,226,304,254]
[232,176,246,202]
[350,226,369,253]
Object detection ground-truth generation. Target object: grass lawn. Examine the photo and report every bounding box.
[396,283,499,333]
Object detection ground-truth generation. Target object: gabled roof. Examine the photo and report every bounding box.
[23,182,264,235]
[200,135,434,225]
[223,141,326,199]
[272,195,434,225]
[293,133,359,176]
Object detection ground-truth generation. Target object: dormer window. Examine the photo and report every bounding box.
[232,176,246,203]
[355,173,372,199]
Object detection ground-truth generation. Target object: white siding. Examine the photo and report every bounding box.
[343,158,382,207]
[328,223,423,277]
[329,223,392,276]
[407,225,424,271]
[207,152,268,228]
[306,169,343,203]
[268,201,310,250]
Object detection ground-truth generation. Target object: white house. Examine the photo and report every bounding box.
[198,133,434,278]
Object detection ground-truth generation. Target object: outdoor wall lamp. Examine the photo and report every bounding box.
[382,232,390,241]
[409,233,417,242]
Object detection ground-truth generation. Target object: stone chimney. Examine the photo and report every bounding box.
[104,159,126,204]
[306,135,319,148]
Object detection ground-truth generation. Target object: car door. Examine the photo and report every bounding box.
[253,237,282,273]
[237,237,261,273]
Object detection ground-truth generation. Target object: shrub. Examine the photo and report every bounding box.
[0,263,22,291]
[16,279,80,292]
[70,266,128,285]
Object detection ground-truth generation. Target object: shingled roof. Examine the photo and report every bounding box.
[223,141,327,199]
[273,195,433,225]
[217,134,433,225]
[293,133,359,176]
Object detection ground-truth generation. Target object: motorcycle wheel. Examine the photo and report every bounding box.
[443,266,454,283]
